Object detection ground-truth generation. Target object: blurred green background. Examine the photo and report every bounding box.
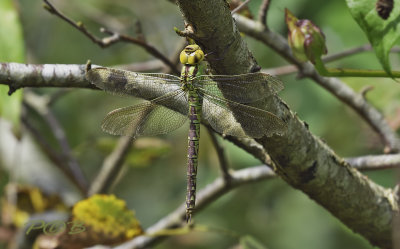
[1,0,399,248]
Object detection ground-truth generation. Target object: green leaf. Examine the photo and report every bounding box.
[0,0,25,135]
[346,0,400,75]
[240,235,269,249]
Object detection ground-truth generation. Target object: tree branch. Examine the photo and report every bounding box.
[231,0,251,15]
[42,0,179,75]
[23,92,88,194]
[346,154,400,170]
[263,45,400,76]
[258,0,271,26]
[111,153,398,249]
[112,165,275,249]
[175,2,398,248]
[21,116,87,195]
[88,136,135,196]
[206,127,231,183]
[234,14,400,153]
[0,63,94,92]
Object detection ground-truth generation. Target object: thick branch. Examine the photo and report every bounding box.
[176,1,398,248]
[176,1,260,74]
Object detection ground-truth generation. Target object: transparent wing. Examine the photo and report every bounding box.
[87,67,181,99]
[101,90,188,137]
[193,72,284,103]
[200,90,286,138]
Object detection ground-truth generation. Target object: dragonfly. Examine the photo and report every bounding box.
[86,44,287,222]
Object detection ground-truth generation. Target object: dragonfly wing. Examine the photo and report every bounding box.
[193,72,284,103]
[101,90,188,137]
[200,90,286,138]
[87,67,181,100]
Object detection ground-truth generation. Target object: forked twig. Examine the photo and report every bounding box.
[21,115,87,195]
[42,0,179,74]
[23,92,88,194]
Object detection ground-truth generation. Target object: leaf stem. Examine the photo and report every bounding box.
[314,57,400,78]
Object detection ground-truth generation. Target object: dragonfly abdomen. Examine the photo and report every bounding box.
[186,90,202,222]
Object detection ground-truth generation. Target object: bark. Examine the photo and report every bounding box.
[175,0,398,248]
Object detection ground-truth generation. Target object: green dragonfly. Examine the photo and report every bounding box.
[86,44,286,222]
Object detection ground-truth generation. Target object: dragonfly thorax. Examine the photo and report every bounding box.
[180,64,197,92]
[180,44,205,65]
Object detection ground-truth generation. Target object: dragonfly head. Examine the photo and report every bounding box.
[180,44,205,65]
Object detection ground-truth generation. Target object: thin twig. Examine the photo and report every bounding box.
[23,92,88,194]
[323,44,400,63]
[261,64,297,76]
[66,1,130,32]
[43,0,100,45]
[89,106,155,195]
[346,154,400,170]
[88,136,135,196]
[262,45,400,76]
[206,127,231,183]
[258,0,271,26]
[21,116,87,195]
[231,0,251,14]
[134,20,146,43]
[323,44,372,63]
[100,28,179,75]
[42,0,179,75]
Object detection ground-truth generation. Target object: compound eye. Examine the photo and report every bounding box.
[180,50,189,64]
[180,45,204,65]
[187,50,204,65]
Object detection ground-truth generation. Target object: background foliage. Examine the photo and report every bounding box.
[1,0,399,248]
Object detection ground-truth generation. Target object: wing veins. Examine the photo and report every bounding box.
[199,89,286,138]
[101,90,188,137]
